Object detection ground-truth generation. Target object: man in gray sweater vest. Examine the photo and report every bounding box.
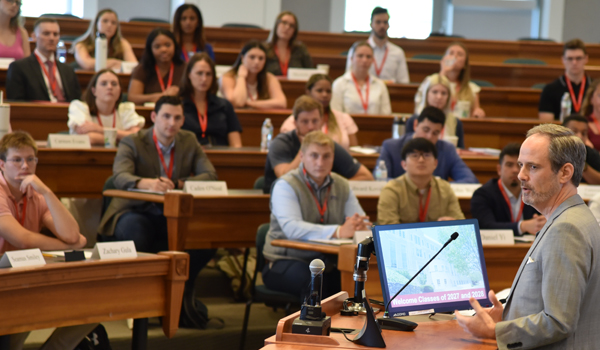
[263,131,370,300]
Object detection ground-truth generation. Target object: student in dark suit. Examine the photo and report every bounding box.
[6,18,81,102]
[471,143,544,235]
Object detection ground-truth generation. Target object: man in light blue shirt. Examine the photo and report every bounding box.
[263,131,370,299]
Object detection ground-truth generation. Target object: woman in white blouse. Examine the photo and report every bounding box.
[280,74,358,150]
[331,41,391,115]
[68,69,145,145]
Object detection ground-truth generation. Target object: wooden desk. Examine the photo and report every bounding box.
[262,292,497,349]
[270,240,529,299]
[0,252,188,341]
[34,147,496,197]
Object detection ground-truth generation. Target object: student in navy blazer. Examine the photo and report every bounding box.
[471,143,545,235]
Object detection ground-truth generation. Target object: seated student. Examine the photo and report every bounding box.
[539,39,591,122]
[471,143,545,236]
[562,115,600,184]
[405,73,465,149]
[377,138,464,225]
[172,3,215,62]
[98,95,218,328]
[263,130,370,299]
[264,11,313,76]
[0,131,93,348]
[263,95,373,193]
[180,53,242,147]
[128,28,186,105]
[377,106,478,183]
[580,79,600,150]
[0,0,29,60]
[332,41,392,115]
[68,69,145,146]
[6,18,80,102]
[72,9,137,71]
[219,40,287,109]
[280,74,359,150]
[414,42,485,118]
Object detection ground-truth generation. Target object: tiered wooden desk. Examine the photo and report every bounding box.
[0,252,189,348]
[261,292,497,350]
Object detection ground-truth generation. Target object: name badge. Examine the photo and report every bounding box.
[349,181,387,195]
[184,181,228,196]
[0,58,14,69]
[450,183,482,198]
[287,67,329,81]
[479,229,515,246]
[0,248,46,268]
[91,241,137,260]
[577,185,600,201]
[47,134,91,149]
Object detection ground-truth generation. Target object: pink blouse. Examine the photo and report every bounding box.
[0,27,25,60]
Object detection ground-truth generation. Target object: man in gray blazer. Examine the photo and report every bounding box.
[98,95,218,328]
[456,124,600,349]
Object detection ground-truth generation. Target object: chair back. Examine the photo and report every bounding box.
[255,223,270,272]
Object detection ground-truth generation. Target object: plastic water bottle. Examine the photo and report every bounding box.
[392,115,405,139]
[559,92,571,122]
[95,33,108,72]
[260,118,274,152]
[374,160,388,181]
[56,41,67,63]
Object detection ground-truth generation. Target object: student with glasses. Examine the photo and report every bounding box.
[264,11,313,76]
[539,39,592,122]
[0,0,30,59]
[377,137,465,225]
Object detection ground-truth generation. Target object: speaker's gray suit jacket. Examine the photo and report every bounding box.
[495,194,600,349]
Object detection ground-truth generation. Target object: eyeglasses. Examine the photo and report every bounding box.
[565,56,586,62]
[279,20,296,29]
[407,152,434,160]
[6,157,38,166]
[5,0,22,6]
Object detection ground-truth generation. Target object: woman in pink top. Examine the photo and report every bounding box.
[0,0,30,60]
[280,74,359,150]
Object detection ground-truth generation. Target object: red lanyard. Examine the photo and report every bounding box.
[350,72,370,113]
[274,46,290,76]
[34,53,58,95]
[96,110,116,128]
[589,114,600,136]
[450,83,460,111]
[418,188,432,222]
[565,75,586,113]
[497,179,524,222]
[196,102,208,138]
[155,63,174,92]
[373,45,388,77]
[12,196,27,227]
[303,168,331,223]
[182,44,197,62]
[152,129,175,179]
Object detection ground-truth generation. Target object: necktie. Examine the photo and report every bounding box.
[46,61,66,102]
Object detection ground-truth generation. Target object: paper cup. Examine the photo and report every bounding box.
[443,135,459,147]
[103,128,118,148]
[454,100,471,119]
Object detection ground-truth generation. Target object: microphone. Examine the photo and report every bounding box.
[377,232,460,332]
[307,259,325,307]
[293,259,332,336]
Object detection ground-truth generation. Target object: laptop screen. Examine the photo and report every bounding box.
[372,219,492,317]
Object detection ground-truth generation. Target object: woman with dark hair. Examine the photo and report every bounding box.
[0,0,30,59]
[128,28,185,105]
[219,40,287,109]
[180,53,242,147]
[414,42,485,118]
[72,8,137,71]
[172,3,214,62]
[68,69,145,145]
[280,73,358,149]
[264,11,312,76]
[332,41,391,115]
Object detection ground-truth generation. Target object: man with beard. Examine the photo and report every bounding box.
[344,7,409,84]
[471,143,544,235]
[457,124,600,349]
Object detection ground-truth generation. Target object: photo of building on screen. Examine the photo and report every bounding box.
[380,224,485,297]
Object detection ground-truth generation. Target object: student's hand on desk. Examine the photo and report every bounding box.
[75,121,103,134]
[339,214,370,238]
[472,107,486,119]
[138,177,175,192]
[437,216,456,221]
[455,290,503,339]
[520,214,546,235]
[18,175,50,195]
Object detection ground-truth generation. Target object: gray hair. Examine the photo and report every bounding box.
[526,124,586,186]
